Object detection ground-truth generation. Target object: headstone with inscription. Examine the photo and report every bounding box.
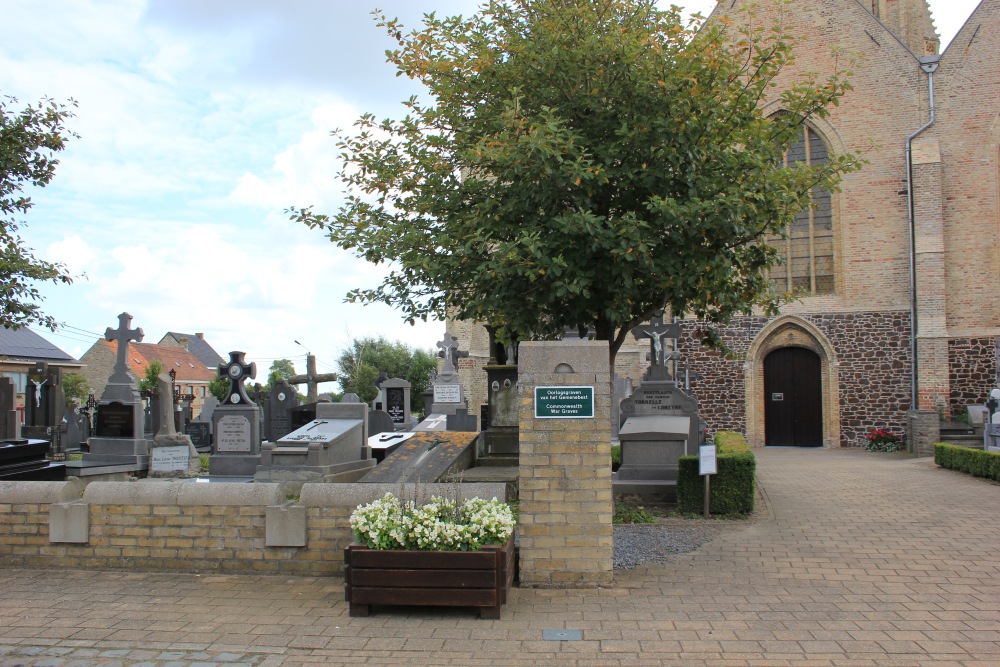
[0,377,18,440]
[208,352,262,476]
[86,312,151,467]
[185,421,211,450]
[431,332,469,415]
[22,363,66,444]
[265,380,299,442]
[147,373,200,478]
[613,315,700,496]
[381,377,411,430]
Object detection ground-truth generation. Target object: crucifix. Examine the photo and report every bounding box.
[287,354,337,404]
[436,332,468,376]
[218,351,257,406]
[105,312,144,384]
[631,311,682,382]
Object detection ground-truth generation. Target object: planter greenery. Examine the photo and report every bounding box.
[344,493,516,617]
[676,431,756,515]
[865,428,902,452]
[935,443,1000,481]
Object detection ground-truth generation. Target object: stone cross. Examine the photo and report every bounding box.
[105,312,144,383]
[631,312,681,382]
[218,351,257,406]
[287,354,337,403]
[436,332,468,375]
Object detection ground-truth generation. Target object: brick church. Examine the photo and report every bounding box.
[452,0,999,448]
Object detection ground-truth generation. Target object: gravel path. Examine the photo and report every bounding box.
[613,518,744,570]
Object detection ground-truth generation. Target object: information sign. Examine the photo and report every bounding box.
[699,445,717,476]
[534,386,595,419]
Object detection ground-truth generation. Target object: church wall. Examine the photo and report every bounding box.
[680,312,911,448]
[949,337,1000,415]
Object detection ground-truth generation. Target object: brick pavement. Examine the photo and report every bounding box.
[2,447,1000,666]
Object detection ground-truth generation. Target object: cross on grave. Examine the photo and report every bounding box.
[632,311,682,382]
[287,354,337,403]
[436,332,468,375]
[105,312,144,384]
[218,351,257,406]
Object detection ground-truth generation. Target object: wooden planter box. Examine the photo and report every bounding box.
[344,538,515,618]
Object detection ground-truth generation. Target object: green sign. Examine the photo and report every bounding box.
[534,386,595,419]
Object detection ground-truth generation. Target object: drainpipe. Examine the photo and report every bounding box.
[905,55,940,410]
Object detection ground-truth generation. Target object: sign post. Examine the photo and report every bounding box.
[699,444,717,518]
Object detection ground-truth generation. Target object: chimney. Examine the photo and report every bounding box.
[195,333,205,340]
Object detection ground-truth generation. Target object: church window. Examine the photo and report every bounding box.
[768,123,835,295]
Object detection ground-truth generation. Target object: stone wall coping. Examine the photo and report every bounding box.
[299,482,508,508]
[0,480,82,504]
[81,481,285,507]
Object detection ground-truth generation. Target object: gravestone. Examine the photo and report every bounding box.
[614,315,701,497]
[185,421,211,450]
[481,364,517,457]
[0,377,18,440]
[414,413,448,431]
[381,378,411,430]
[341,393,361,403]
[86,312,151,467]
[63,407,90,452]
[447,407,478,432]
[256,401,372,485]
[208,352,262,476]
[0,439,65,480]
[23,363,66,445]
[265,379,299,442]
[368,410,395,437]
[147,372,200,478]
[198,396,219,424]
[431,332,469,415]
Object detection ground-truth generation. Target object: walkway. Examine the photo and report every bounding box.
[2,447,1000,666]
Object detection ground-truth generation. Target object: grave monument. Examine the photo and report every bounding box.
[287,354,337,404]
[147,372,200,478]
[265,379,299,442]
[380,377,411,430]
[0,377,19,440]
[614,312,701,496]
[208,351,262,476]
[85,312,151,468]
[430,332,469,416]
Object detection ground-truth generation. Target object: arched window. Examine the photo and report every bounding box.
[768,123,835,295]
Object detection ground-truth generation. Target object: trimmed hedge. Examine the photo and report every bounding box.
[934,442,1000,480]
[677,431,756,515]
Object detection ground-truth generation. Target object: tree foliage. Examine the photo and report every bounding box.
[62,372,91,407]
[336,336,435,411]
[0,94,77,331]
[291,0,863,360]
[137,360,163,395]
[208,375,229,402]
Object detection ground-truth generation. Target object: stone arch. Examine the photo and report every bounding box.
[744,315,841,448]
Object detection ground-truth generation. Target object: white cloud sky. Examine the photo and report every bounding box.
[0,0,984,390]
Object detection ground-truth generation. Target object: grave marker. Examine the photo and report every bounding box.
[208,351,262,476]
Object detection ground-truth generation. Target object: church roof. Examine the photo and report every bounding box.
[103,340,215,383]
[0,327,79,364]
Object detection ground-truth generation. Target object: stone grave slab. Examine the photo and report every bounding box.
[368,431,417,463]
[256,411,373,485]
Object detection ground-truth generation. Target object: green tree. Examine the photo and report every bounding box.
[291,0,863,362]
[208,376,229,402]
[61,373,91,407]
[266,358,296,387]
[1,95,77,330]
[137,360,163,394]
[336,336,435,412]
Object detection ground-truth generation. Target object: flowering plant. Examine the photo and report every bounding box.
[350,492,515,552]
[865,428,902,452]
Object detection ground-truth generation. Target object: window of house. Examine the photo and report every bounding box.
[768,122,835,295]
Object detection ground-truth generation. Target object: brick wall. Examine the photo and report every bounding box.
[0,481,506,575]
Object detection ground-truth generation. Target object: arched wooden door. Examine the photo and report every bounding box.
[764,347,823,447]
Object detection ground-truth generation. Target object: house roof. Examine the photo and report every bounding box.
[160,332,225,368]
[0,327,80,364]
[104,340,216,383]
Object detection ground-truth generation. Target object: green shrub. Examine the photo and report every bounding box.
[611,444,621,471]
[935,443,1000,480]
[677,431,755,515]
[613,501,658,524]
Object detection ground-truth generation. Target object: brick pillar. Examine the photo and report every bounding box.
[907,409,939,457]
[518,340,613,588]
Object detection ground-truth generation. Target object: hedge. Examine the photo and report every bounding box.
[677,431,756,515]
[934,442,1000,480]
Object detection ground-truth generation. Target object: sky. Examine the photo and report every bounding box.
[1,0,984,390]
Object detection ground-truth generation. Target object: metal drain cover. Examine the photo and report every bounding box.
[543,629,582,641]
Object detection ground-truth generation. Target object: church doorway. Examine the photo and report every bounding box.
[764,347,823,447]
